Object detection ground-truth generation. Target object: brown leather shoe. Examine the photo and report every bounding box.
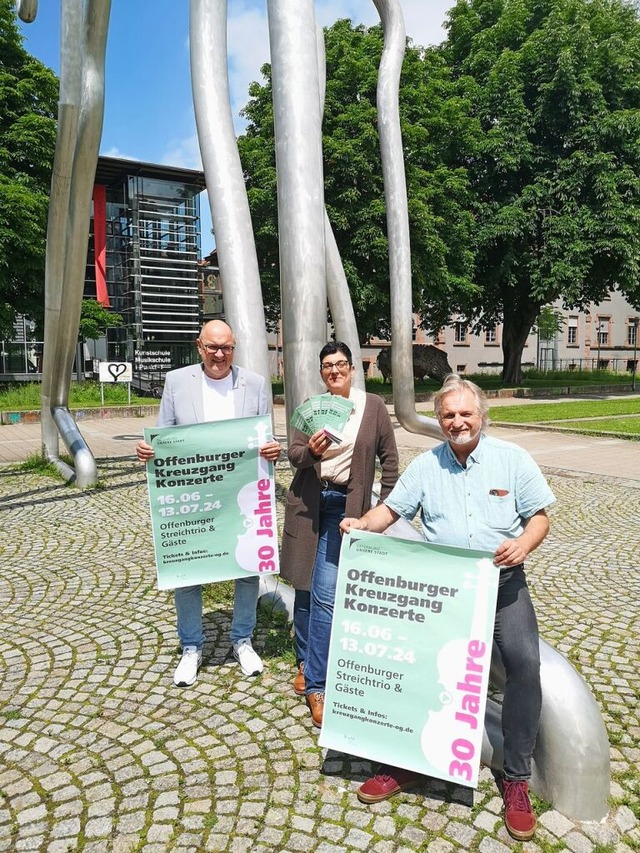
[306,691,324,727]
[293,662,305,696]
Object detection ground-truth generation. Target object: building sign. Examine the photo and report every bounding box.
[98,361,132,383]
[134,350,173,373]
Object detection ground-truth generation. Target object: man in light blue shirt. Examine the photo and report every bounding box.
[340,375,555,843]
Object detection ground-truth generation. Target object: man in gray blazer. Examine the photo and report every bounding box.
[137,320,281,686]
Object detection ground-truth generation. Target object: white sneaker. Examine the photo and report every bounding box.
[173,645,202,686]
[232,640,263,676]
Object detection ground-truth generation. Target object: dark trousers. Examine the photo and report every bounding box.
[494,566,541,780]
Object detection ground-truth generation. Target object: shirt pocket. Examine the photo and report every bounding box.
[484,492,517,530]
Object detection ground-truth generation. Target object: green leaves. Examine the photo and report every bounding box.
[236,3,640,381]
[0,0,58,338]
[446,0,640,380]
[78,299,123,342]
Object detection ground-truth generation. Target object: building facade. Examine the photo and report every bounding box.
[87,156,206,364]
[359,290,639,380]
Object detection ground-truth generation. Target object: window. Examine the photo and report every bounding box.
[454,322,468,344]
[456,365,467,374]
[434,327,445,344]
[485,328,497,344]
[567,316,578,346]
[596,318,609,346]
[628,319,639,346]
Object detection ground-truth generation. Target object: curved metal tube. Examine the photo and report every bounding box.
[314,25,365,390]
[15,0,38,23]
[388,517,609,820]
[258,574,295,620]
[40,0,111,488]
[189,0,271,390]
[51,407,99,485]
[267,0,328,428]
[325,218,365,389]
[483,640,610,820]
[372,0,441,439]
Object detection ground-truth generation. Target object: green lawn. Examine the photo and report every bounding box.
[0,381,151,411]
[414,398,640,438]
[487,399,640,423]
[546,417,640,436]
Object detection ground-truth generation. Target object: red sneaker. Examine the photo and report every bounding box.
[357,765,423,804]
[500,779,537,841]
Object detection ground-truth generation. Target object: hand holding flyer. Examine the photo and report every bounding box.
[290,394,354,442]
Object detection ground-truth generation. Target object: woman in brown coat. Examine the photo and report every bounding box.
[280,342,399,727]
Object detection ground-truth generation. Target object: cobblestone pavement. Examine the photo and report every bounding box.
[0,443,638,851]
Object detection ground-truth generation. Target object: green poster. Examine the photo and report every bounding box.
[144,415,279,589]
[318,530,499,788]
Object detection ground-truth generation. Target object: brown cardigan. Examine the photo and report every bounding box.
[280,394,399,591]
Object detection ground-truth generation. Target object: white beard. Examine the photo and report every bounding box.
[448,426,482,447]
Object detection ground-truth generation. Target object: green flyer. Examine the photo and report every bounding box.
[318,530,499,788]
[144,415,279,589]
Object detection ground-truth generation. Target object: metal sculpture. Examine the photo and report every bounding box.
[17,0,609,822]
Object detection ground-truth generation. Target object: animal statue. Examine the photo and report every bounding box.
[377,343,452,383]
[16,0,609,822]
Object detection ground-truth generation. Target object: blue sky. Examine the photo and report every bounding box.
[17,1,451,255]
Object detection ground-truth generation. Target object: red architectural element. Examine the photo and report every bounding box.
[92,184,109,307]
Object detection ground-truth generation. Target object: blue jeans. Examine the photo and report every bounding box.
[304,490,346,694]
[174,575,260,649]
[293,589,310,666]
[494,566,541,780]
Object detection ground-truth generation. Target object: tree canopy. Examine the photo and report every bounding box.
[78,299,122,342]
[435,0,640,381]
[0,0,58,339]
[239,2,640,382]
[237,19,476,342]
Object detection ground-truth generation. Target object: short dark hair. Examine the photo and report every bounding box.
[319,341,353,366]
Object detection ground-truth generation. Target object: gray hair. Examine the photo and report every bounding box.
[433,374,490,429]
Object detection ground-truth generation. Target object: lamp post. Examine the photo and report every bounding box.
[632,317,639,393]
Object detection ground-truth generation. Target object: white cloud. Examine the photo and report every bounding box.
[100,146,138,161]
[225,0,451,128]
[227,4,271,121]
[197,0,453,251]
[162,134,203,171]
[399,0,452,47]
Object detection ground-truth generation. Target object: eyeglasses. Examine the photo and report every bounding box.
[321,359,351,372]
[199,343,235,355]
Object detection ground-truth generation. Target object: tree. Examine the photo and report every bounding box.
[535,306,564,343]
[78,299,122,342]
[237,20,476,342]
[0,1,58,339]
[75,299,122,383]
[437,0,640,382]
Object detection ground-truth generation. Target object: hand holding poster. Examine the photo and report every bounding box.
[319,530,499,788]
[144,415,279,589]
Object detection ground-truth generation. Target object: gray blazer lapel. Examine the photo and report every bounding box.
[232,365,248,418]
[189,365,205,423]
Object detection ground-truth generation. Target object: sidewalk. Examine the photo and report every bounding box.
[2,399,640,482]
[0,401,638,852]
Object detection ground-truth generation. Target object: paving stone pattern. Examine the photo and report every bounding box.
[0,453,638,852]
